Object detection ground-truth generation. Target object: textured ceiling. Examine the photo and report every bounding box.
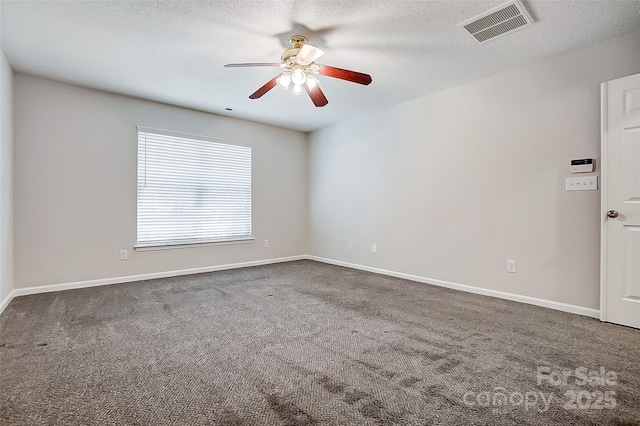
[1,1,639,132]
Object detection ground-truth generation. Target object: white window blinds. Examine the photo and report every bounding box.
[137,127,252,247]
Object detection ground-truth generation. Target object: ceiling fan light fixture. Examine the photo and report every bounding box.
[306,74,319,91]
[292,84,303,96]
[291,68,306,86]
[276,72,291,90]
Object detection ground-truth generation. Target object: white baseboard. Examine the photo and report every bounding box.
[0,290,13,316]
[0,255,306,315]
[307,255,600,319]
[0,254,600,319]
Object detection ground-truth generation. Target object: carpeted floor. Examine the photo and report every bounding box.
[1,260,639,425]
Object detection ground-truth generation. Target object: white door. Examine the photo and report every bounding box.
[601,72,640,329]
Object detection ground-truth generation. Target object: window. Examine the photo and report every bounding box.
[136,127,252,248]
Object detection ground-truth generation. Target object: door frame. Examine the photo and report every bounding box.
[599,81,609,322]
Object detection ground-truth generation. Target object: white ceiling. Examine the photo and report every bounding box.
[1,1,639,132]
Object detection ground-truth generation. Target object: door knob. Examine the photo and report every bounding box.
[607,210,619,218]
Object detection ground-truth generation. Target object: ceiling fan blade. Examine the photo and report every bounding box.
[305,83,328,107]
[296,44,325,64]
[317,65,372,85]
[249,76,279,99]
[225,63,281,68]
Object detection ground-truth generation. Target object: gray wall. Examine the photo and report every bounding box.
[13,75,308,288]
[308,30,640,310]
[0,48,13,302]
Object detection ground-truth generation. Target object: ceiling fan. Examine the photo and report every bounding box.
[224,35,372,107]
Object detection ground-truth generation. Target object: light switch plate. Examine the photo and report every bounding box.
[566,176,598,191]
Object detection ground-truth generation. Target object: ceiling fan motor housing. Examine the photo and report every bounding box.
[281,35,308,63]
[281,47,300,63]
[289,35,307,48]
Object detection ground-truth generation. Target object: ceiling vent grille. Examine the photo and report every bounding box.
[458,0,533,44]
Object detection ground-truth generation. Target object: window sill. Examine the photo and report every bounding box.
[134,238,254,252]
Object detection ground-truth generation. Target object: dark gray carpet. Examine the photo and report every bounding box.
[1,260,639,425]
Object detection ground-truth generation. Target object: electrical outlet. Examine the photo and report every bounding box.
[264,240,269,248]
[347,242,353,250]
[372,244,377,254]
[120,249,128,260]
[507,260,517,273]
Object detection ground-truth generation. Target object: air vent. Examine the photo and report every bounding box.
[458,0,533,44]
